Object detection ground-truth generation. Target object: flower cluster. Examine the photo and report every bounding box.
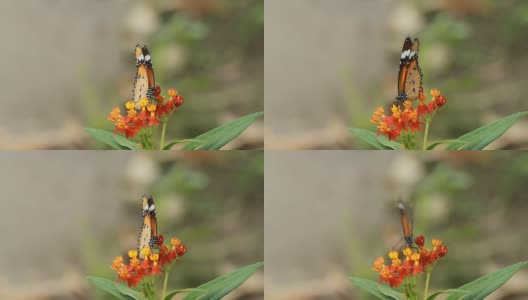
[111,235,187,287]
[108,87,184,138]
[371,235,448,288]
[370,88,447,141]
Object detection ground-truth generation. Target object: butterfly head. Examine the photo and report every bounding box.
[142,194,156,217]
[135,44,152,66]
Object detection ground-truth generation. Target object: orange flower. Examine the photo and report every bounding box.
[370,88,446,141]
[418,88,426,102]
[372,235,447,288]
[176,245,187,256]
[168,88,178,97]
[174,95,184,107]
[138,108,149,122]
[370,107,384,124]
[107,86,185,139]
[108,107,121,122]
[415,235,425,247]
[171,238,181,247]
[436,95,447,107]
[111,256,123,270]
[430,89,440,97]
[372,257,384,271]
[111,235,186,287]
[438,245,448,257]
[149,253,162,275]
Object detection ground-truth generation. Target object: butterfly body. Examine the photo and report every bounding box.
[138,195,158,258]
[397,201,415,249]
[132,45,156,110]
[394,37,423,106]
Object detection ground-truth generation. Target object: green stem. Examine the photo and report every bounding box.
[422,109,438,150]
[158,107,178,150]
[403,132,414,150]
[160,121,168,150]
[161,269,170,300]
[149,278,157,300]
[423,270,431,300]
[422,121,430,150]
[142,280,152,300]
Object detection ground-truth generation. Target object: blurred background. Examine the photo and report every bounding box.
[265,0,528,149]
[0,151,263,299]
[0,0,263,149]
[265,151,528,299]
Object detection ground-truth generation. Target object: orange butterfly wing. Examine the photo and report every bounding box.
[132,45,156,110]
[395,37,422,104]
[397,37,414,97]
[397,201,415,249]
[404,59,422,101]
[150,213,158,238]
[138,195,159,259]
[139,215,153,258]
[142,46,156,93]
[133,65,150,110]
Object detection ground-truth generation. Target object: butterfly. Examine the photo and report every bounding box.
[138,195,159,258]
[393,37,423,106]
[397,200,415,250]
[132,45,156,110]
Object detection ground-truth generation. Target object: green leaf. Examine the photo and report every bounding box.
[445,111,528,150]
[377,283,405,300]
[113,134,140,150]
[85,128,124,149]
[349,277,392,300]
[426,141,448,150]
[163,288,206,300]
[162,139,203,150]
[86,276,134,300]
[115,283,146,300]
[182,261,263,300]
[377,135,403,150]
[426,140,461,150]
[426,142,443,150]
[445,261,528,300]
[181,112,263,150]
[427,289,466,300]
[349,128,391,150]
[85,128,139,150]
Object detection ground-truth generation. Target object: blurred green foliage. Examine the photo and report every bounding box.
[355,152,528,299]
[152,0,264,141]
[86,0,263,149]
[86,151,263,299]
[352,1,528,148]
[422,1,528,141]
[413,153,528,289]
